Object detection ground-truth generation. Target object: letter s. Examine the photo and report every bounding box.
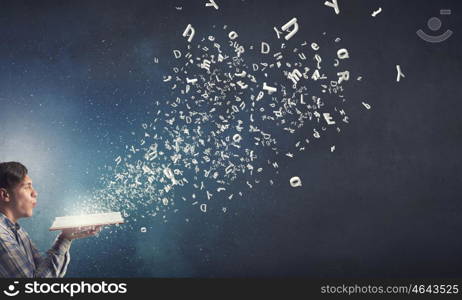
[118,283,127,294]
[25,283,33,294]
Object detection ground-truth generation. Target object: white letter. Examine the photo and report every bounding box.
[281,17,299,40]
[323,113,336,125]
[25,283,33,294]
[337,71,349,84]
[337,48,349,59]
[182,24,195,43]
[287,69,302,85]
[362,102,371,110]
[118,283,128,294]
[396,65,405,82]
[228,31,238,40]
[173,50,182,58]
[261,42,270,54]
[263,82,277,94]
[205,0,219,10]
[290,176,302,187]
[256,91,264,101]
[200,204,207,212]
[324,0,340,14]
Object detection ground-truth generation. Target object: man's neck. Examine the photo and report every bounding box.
[0,209,18,224]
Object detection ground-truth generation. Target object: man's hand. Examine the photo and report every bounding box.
[59,225,103,240]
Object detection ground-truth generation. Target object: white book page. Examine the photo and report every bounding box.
[49,212,124,231]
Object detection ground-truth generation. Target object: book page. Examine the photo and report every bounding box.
[49,212,124,231]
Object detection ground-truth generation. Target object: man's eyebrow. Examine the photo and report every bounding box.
[22,182,32,186]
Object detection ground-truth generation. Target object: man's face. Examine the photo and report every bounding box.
[8,175,38,219]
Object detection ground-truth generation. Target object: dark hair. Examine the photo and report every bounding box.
[0,162,28,190]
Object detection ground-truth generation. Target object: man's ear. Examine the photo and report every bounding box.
[0,188,11,203]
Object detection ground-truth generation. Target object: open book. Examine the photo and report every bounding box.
[49,212,124,231]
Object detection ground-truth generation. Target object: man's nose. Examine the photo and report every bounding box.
[32,189,38,198]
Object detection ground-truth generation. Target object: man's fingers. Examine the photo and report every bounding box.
[62,225,104,240]
[76,228,102,238]
[73,232,94,239]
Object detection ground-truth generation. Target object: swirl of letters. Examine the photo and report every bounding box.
[72,17,365,229]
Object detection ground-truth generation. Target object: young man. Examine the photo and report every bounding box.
[0,161,102,278]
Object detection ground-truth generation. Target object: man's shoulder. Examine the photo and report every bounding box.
[0,227,16,245]
[0,222,12,236]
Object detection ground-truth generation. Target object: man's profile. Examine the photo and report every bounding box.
[0,161,101,278]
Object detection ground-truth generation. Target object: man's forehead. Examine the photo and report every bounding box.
[21,175,33,185]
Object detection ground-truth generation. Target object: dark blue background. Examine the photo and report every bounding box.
[1,0,461,277]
